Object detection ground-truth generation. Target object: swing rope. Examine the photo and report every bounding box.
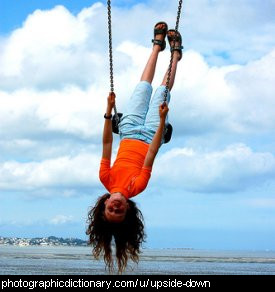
[163,0,183,102]
[107,0,119,123]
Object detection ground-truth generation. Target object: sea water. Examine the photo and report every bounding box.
[0,246,275,275]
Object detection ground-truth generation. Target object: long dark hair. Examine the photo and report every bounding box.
[86,193,146,273]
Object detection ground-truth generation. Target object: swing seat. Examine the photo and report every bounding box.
[164,123,173,144]
[112,113,123,135]
[112,113,173,144]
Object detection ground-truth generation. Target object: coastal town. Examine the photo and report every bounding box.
[0,236,87,247]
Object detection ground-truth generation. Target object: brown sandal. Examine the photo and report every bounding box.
[167,29,184,60]
[151,21,168,51]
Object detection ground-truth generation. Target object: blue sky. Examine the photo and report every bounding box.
[0,0,148,33]
[0,0,275,250]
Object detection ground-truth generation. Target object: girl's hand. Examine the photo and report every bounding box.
[159,102,169,120]
[107,92,116,109]
[106,92,116,114]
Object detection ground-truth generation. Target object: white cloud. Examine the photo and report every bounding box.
[226,49,275,133]
[0,3,274,142]
[170,48,275,135]
[0,2,274,198]
[50,215,73,225]
[246,198,275,208]
[1,142,273,195]
[1,44,272,146]
[0,153,100,191]
[181,0,275,65]
[154,144,275,193]
[0,86,105,140]
[0,3,106,90]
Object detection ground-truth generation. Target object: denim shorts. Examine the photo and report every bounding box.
[119,81,171,144]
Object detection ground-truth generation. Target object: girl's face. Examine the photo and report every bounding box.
[104,193,128,223]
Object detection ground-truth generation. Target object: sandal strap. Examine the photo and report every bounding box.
[152,39,166,51]
[170,46,183,61]
[152,39,164,45]
[171,45,184,51]
[154,28,166,35]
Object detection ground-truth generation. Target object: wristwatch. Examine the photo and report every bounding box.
[104,113,112,119]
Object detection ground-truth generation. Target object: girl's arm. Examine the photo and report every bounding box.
[143,102,169,168]
[102,92,115,160]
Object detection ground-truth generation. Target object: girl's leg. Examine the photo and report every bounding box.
[162,30,182,90]
[161,50,180,91]
[119,23,167,141]
[119,44,163,127]
[140,46,161,84]
[143,33,181,143]
[145,50,180,127]
[140,23,167,84]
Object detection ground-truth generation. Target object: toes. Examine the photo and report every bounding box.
[156,24,164,33]
[157,23,165,30]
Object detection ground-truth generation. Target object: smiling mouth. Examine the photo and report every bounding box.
[113,200,122,207]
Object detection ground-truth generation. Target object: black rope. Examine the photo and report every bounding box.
[107,0,114,93]
[107,0,119,122]
[163,0,183,102]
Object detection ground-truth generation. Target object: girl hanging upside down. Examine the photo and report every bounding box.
[86,22,183,273]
